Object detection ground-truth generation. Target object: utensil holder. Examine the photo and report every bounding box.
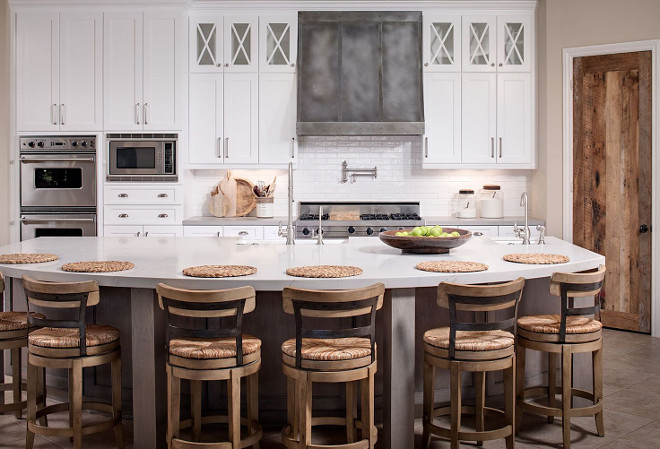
[256,197,274,218]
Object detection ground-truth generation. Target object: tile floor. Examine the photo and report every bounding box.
[1,328,659,448]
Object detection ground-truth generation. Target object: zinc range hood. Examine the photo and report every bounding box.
[297,11,425,136]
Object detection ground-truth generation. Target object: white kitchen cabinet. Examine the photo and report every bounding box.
[259,73,297,164]
[189,74,223,165]
[422,14,461,72]
[104,11,181,131]
[104,185,183,205]
[223,226,264,240]
[190,14,223,72]
[461,226,499,237]
[183,226,223,237]
[224,73,259,164]
[104,205,183,225]
[17,12,102,132]
[497,73,532,164]
[224,16,259,73]
[143,225,183,238]
[259,13,297,73]
[461,73,497,164]
[423,73,461,165]
[496,16,532,72]
[462,16,496,72]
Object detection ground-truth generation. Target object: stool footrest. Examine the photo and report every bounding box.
[28,401,120,438]
[521,385,602,418]
[175,415,262,449]
[424,412,512,443]
[282,425,370,449]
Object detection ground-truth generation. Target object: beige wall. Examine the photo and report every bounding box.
[535,0,660,237]
[0,0,9,245]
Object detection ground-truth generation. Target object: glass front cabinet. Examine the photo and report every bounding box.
[423,15,461,72]
[190,15,223,72]
[259,13,297,73]
[462,15,531,72]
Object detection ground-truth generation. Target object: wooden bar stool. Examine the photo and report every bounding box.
[22,275,124,449]
[422,277,526,449]
[0,272,46,418]
[280,283,385,449]
[516,266,606,449]
[156,283,262,449]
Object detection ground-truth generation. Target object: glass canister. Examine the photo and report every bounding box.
[479,185,504,218]
[456,189,477,218]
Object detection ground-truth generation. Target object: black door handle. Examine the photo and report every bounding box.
[640,224,649,233]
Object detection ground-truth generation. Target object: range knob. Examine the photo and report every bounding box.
[37,141,44,148]
[347,226,356,234]
[302,227,311,236]
[366,227,374,236]
[28,141,35,148]
[71,141,78,147]
[379,227,387,233]
[80,141,87,147]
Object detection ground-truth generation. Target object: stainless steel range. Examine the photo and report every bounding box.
[295,202,425,239]
[19,136,97,240]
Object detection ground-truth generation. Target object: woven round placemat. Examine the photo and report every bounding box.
[286,265,363,278]
[503,253,570,264]
[416,261,489,273]
[61,261,135,273]
[0,253,59,264]
[183,265,257,278]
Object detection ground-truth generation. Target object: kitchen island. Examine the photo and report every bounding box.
[0,235,604,449]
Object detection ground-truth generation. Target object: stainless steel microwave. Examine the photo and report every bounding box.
[107,134,177,181]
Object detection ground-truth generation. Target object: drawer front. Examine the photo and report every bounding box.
[183,226,223,237]
[104,186,183,205]
[459,226,499,237]
[223,226,264,240]
[263,226,284,240]
[104,205,182,225]
[104,225,143,237]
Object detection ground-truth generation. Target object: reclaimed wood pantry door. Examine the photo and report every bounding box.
[573,51,652,333]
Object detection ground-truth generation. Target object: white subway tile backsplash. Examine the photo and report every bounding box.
[183,136,533,219]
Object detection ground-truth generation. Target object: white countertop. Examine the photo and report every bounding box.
[0,236,603,291]
[182,216,288,226]
[424,216,545,226]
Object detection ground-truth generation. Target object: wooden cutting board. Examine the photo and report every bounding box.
[235,178,257,217]
[219,172,237,217]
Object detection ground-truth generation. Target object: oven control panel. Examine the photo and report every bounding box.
[20,136,96,151]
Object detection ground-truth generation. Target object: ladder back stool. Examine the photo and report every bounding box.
[280,283,385,449]
[0,271,46,418]
[516,265,606,449]
[422,277,526,449]
[156,283,262,449]
[22,275,124,449]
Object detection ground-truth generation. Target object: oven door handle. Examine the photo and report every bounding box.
[20,156,96,163]
[20,217,96,223]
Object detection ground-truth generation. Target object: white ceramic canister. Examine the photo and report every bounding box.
[479,185,504,218]
[456,189,477,218]
[256,197,274,218]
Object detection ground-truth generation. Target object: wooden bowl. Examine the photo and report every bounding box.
[378,228,472,254]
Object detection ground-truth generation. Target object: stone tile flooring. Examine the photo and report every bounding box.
[1,328,659,448]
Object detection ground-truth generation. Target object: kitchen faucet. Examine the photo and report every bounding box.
[315,206,324,245]
[514,192,531,244]
[278,162,295,245]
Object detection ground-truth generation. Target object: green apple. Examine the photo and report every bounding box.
[433,225,443,234]
[451,231,461,237]
[429,227,443,237]
[395,232,405,236]
[411,228,424,237]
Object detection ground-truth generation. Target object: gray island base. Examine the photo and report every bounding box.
[0,236,604,449]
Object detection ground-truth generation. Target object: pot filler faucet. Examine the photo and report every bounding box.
[278,162,295,245]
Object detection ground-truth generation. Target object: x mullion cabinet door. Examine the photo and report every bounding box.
[223,16,258,73]
[462,16,496,72]
[422,14,461,72]
[190,14,223,72]
[259,13,297,73]
[496,15,532,72]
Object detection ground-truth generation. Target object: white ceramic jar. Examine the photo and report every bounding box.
[479,185,504,218]
[456,189,477,218]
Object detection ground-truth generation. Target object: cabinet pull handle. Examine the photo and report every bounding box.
[499,137,503,158]
[499,63,503,67]
[144,103,149,125]
[424,137,429,158]
[119,214,129,218]
[491,138,495,158]
[157,193,168,198]
[238,231,249,236]
[136,231,141,237]
[60,104,65,125]
[291,137,295,158]
[225,138,229,158]
[490,62,495,67]
[217,137,222,158]
[118,193,128,198]
[217,232,221,237]
[145,231,149,237]
[136,103,140,125]
[51,104,57,125]
[158,213,168,218]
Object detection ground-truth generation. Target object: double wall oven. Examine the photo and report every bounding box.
[19,136,97,240]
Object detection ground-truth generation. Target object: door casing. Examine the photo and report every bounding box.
[562,40,660,336]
